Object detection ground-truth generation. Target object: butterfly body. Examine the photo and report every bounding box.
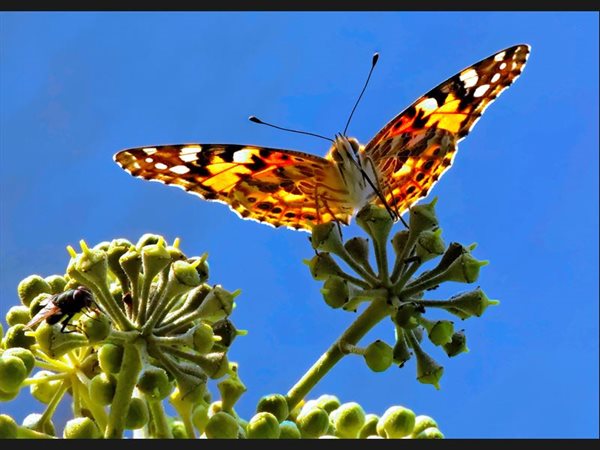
[115,44,530,232]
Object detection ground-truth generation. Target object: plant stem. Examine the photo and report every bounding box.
[285,298,390,413]
[147,398,173,438]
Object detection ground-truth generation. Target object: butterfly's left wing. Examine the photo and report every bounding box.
[114,144,355,231]
[362,44,530,216]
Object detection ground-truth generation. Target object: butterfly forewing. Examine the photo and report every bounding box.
[361,44,530,216]
[114,144,354,231]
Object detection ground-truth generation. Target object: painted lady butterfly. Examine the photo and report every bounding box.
[114,44,530,232]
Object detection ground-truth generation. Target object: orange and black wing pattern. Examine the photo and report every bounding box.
[363,44,530,215]
[114,144,355,231]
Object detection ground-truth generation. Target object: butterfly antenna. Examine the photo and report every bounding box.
[249,116,334,143]
[343,52,379,136]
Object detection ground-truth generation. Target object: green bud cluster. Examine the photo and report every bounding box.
[305,199,497,389]
[1,234,243,439]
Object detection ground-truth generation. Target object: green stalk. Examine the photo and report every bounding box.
[285,298,390,413]
[147,397,173,438]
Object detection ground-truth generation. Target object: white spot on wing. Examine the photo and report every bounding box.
[460,68,478,88]
[491,73,501,83]
[170,165,190,174]
[155,163,168,170]
[180,145,202,155]
[494,51,506,62]
[145,157,154,163]
[416,97,438,111]
[473,84,490,98]
[180,153,198,162]
[500,62,507,70]
[233,149,254,163]
[143,147,157,155]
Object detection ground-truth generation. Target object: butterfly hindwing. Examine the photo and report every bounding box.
[363,44,530,215]
[114,144,354,231]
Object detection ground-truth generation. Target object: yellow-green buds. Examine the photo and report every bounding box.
[63,417,101,438]
[443,330,469,357]
[2,347,35,375]
[445,288,499,318]
[3,324,36,349]
[321,276,351,309]
[29,370,63,404]
[363,340,393,372]
[80,311,111,343]
[196,285,237,322]
[330,402,366,438]
[204,411,240,438]
[358,413,379,438]
[376,406,416,438]
[419,318,455,346]
[98,343,124,374]
[356,204,394,245]
[125,397,150,429]
[316,394,341,414]
[408,199,439,234]
[412,337,444,389]
[0,354,28,393]
[217,367,247,412]
[193,322,216,354]
[18,275,52,307]
[279,420,301,439]
[34,322,87,357]
[392,329,412,367]
[442,252,489,283]
[6,306,31,326]
[22,413,55,435]
[391,230,410,256]
[247,412,281,439]
[0,414,18,438]
[256,393,289,423]
[44,275,67,295]
[297,406,330,438]
[411,415,439,436]
[304,253,345,281]
[392,302,424,329]
[415,229,446,264]
[311,222,346,255]
[89,373,116,405]
[414,427,444,439]
[137,366,172,401]
[191,400,210,434]
[344,237,371,267]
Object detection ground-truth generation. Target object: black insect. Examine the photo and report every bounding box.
[26,286,100,333]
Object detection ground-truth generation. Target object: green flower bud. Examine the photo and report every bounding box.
[98,343,123,374]
[218,371,247,412]
[2,347,35,375]
[28,293,52,319]
[414,426,444,439]
[279,420,301,439]
[391,230,410,256]
[137,365,172,401]
[412,415,439,436]
[79,311,111,344]
[446,288,499,318]
[344,237,371,267]
[392,302,423,329]
[392,329,412,367]
[191,400,210,434]
[170,420,187,439]
[297,406,330,438]
[5,324,36,350]
[68,241,109,289]
[212,319,239,348]
[0,387,19,401]
[415,229,446,263]
[0,414,18,438]
[208,400,223,416]
[364,340,393,372]
[311,222,346,255]
[106,239,133,284]
[443,330,469,357]
[192,351,229,379]
[89,372,116,405]
[356,204,394,244]
[247,412,280,439]
[408,198,439,235]
[256,393,289,423]
[188,255,210,284]
[442,252,488,284]
[79,352,101,379]
[125,397,150,429]
[321,276,350,309]
[316,394,341,414]
[44,275,67,295]
[29,370,62,404]
[18,275,52,307]
[330,402,366,438]
[432,242,466,273]
[358,413,379,438]
[304,253,346,281]
[419,318,454,346]
[204,411,239,439]
[377,406,416,438]
[136,233,162,248]
[22,413,55,435]
[6,305,31,326]
[177,284,212,315]
[171,259,202,291]
[63,417,101,438]
[119,248,142,291]
[172,374,207,405]
[193,322,216,354]
[196,285,237,322]
[0,355,27,392]
[412,339,444,389]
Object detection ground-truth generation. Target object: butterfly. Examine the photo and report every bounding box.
[114,44,530,232]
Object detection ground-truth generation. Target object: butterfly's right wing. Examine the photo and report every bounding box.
[114,144,355,231]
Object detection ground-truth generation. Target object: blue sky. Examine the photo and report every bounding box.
[1,12,598,438]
